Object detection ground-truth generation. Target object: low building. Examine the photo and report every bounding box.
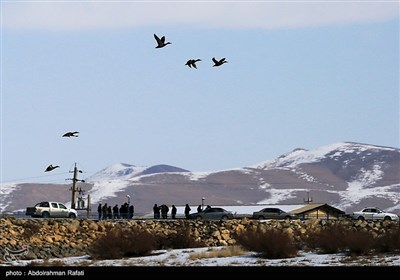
[288,203,345,220]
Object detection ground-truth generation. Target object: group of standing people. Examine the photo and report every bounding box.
[97,202,208,220]
[97,202,134,220]
[153,204,177,219]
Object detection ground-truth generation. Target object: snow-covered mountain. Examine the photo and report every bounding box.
[254,142,397,170]
[88,163,148,181]
[88,163,189,182]
[247,142,399,211]
[1,142,399,214]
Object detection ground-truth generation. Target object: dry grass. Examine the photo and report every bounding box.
[88,226,157,260]
[188,246,247,260]
[375,228,400,253]
[236,227,298,259]
[345,229,376,255]
[156,223,205,249]
[302,224,399,255]
[304,223,347,254]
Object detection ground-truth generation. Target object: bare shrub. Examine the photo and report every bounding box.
[235,227,298,259]
[189,246,247,260]
[157,223,206,249]
[88,226,157,260]
[304,223,347,254]
[375,228,400,253]
[345,229,376,255]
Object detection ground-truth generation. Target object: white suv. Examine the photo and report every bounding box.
[26,201,78,219]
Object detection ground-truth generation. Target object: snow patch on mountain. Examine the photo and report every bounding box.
[355,165,384,186]
[337,183,400,211]
[334,164,398,210]
[185,172,210,181]
[88,180,132,205]
[257,187,307,204]
[184,168,250,181]
[0,183,18,211]
[87,163,147,182]
[253,142,397,170]
[253,143,344,169]
[86,164,146,204]
[258,182,271,190]
[254,162,399,210]
[385,199,400,212]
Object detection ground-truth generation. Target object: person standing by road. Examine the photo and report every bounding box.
[129,204,134,219]
[184,204,191,219]
[113,204,119,219]
[171,205,177,219]
[97,203,102,220]
[153,204,160,219]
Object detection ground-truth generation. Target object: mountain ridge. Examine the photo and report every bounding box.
[1,141,399,214]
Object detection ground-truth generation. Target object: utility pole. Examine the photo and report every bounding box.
[87,194,91,218]
[304,191,313,204]
[71,163,78,209]
[67,163,85,209]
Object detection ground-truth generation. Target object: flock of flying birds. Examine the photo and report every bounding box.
[153,34,228,69]
[44,131,79,172]
[45,33,225,173]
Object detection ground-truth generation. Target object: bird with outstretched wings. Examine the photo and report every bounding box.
[212,57,228,67]
[62,131,79,137]
[185,59,202,69]
[154,34,171,48]
[45,164,60,172]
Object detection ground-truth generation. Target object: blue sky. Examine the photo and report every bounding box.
[1,1,399,184]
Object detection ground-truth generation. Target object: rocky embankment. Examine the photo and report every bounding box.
[0,218,398,262]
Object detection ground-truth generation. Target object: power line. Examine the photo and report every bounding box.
[0,172,70,184]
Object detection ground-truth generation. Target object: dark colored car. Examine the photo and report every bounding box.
[252,208,296,220]
[188,207,234,220]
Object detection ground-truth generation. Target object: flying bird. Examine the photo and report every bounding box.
[62,131,79,137]
[154,34,171,48]
[212,57,228,67]
[45,164,60,172]
[185,59,202,69]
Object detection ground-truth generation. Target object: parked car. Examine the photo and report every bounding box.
[350,207,399,221]
[187,207,234,220]
[252,208,297,220]
[26,201,78,219]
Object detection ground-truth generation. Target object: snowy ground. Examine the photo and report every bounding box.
[3,247,400,267]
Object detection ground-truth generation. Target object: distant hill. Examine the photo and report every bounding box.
[1,142,399,215]
[141,164,189,175]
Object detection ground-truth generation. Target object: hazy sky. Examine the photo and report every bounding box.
[1,1,399,184]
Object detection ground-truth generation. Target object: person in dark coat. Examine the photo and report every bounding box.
[121,203,128,219]
[171,205,177,219]
[113,204,119,219]
[129,205,134,219]
[119,204,124,219]
[184,204,191,219]
[160,204,169,219]
[102,203,108,220]
[97,203,102,221]
[197,205,202,213]
[153,204,160,219]
[107,206,112,219]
